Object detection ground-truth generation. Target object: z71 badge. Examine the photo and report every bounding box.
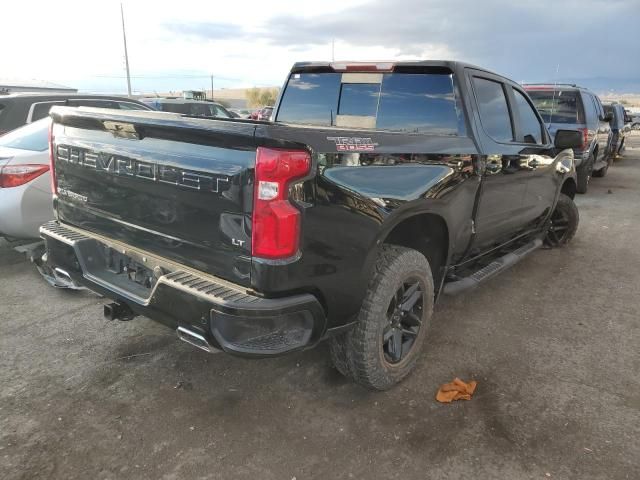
[327,137,378,151]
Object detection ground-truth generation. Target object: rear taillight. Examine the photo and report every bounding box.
[579,127,589,150]
[0,164,50,188]
[48,120,57,194]
[252,147,311,260]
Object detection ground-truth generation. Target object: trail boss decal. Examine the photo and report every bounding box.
[327,137,378,151]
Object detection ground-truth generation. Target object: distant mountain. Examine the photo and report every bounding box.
[525,77,640,95]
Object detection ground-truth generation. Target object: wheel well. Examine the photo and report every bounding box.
[561,178,577,199]
[384,214,449,285]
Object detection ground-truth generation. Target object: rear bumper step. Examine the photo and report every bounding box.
[443,238,543,295]
[40,221,326,357]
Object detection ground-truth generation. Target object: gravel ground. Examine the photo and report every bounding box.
[1,135,639,480]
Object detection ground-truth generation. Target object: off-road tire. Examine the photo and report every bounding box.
[545,194,579,247]
[593,153,611,178]
[339,245,434,390]
[576,155,593,193]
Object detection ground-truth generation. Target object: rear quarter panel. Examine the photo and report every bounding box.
[253,123,480,327]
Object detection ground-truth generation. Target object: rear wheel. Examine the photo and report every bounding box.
[576,155,593,193]
[332,245,434,390]
[545,194,579,247]
[593,153,612,178]
[618,138,625,156]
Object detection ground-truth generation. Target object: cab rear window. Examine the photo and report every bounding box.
[276,71,464,135]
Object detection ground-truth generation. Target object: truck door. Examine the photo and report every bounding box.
[508,86,559,228]
[466,73,530,250]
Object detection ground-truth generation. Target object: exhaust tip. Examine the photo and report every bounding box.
[176,326,220,354]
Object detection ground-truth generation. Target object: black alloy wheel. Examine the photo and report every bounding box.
[382,279,424,364]
[545,194,579,247]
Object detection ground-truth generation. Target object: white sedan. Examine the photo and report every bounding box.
[0,119,52,239]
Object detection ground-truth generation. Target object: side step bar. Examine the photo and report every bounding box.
[443,238,543,296]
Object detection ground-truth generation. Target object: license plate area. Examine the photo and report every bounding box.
[75,239,169,301]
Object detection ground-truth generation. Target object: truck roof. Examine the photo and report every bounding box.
[522,83,595,94]
[290,60,499,77]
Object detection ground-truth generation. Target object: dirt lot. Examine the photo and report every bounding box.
[1,135,639,480]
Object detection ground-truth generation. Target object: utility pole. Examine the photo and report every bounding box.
[210,75,214,100]
[120,3,132,97]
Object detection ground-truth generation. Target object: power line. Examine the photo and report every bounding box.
[90,74,243,81]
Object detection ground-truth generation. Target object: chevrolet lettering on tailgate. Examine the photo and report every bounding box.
[55,145,230,192]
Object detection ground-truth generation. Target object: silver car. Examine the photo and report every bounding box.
[0,118,52,239]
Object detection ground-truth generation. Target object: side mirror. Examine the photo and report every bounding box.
[601,113,614,122]
[555,129,583,150]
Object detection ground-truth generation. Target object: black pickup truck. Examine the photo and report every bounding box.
[42,61,583,390]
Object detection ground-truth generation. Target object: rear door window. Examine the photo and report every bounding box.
[472,77,514,142]
[513,89,544,144]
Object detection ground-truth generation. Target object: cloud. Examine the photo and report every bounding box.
[164,21,246,40]
[257,0,640,88]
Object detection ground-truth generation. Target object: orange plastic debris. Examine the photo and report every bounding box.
[436,377,478,403]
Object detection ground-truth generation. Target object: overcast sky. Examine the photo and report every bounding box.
[3,0,640,94]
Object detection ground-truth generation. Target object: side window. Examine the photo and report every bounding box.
[213,105,231,118]
[513,89,544,144]
[472,77,514,142]
[67,99,118,109]
[30,102,64,122]
[582,93,598,123]
[593,95,604,117]
[117,102,148,111]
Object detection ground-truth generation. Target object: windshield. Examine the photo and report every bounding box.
[0,118,49,151]
[526,90,582,124]
[276,71,464,135]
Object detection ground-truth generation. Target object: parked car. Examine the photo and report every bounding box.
[524,84,613,192]
[0,94,151,136]
[230,109,252,118]
[603,102,628,157]
[141,98,233,118]
[256,106,274,121]
[0,119,51,238]
[43,60,582,390]
[628,111,640,130]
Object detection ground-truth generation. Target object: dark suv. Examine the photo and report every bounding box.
[524,84,613,193]
[603,102,628,157]
[0,94,151,135]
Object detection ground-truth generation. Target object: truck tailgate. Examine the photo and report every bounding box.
[50,108,258,287]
